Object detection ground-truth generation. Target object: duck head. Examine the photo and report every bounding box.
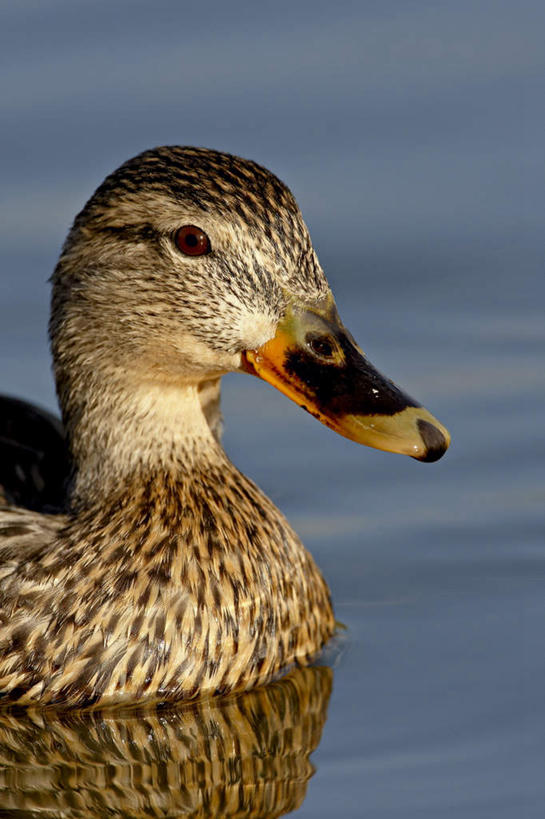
[51,146,449,467]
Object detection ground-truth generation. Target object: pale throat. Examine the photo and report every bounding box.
[69,373,224,505]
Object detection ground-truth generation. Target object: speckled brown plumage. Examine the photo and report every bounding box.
[0,450,332,706]
[0,146,336,706]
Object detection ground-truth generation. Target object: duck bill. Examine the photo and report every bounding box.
[241,303,450,462]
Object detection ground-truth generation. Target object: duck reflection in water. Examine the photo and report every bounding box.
[0,665,332,817]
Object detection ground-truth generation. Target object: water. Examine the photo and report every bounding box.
[1,1,544,815]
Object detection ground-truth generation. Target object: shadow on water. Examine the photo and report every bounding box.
[0,665,332,817]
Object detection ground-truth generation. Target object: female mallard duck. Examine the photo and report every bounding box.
[0,147,449,707]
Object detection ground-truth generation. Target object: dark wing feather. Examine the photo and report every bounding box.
[0,396,70,513]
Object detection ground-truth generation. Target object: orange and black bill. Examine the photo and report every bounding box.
[241,301,450,462]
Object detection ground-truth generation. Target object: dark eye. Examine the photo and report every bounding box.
[174,225,211,256]
[306,334,335,360]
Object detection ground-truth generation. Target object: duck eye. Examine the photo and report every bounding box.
[174,225,211,257]
[306,334,335,360]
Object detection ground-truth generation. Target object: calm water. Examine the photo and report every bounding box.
[1,1,544,815]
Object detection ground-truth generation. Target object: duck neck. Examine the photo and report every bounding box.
[65,373,225,510]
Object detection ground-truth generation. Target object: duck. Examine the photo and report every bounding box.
[0,146,450,707]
